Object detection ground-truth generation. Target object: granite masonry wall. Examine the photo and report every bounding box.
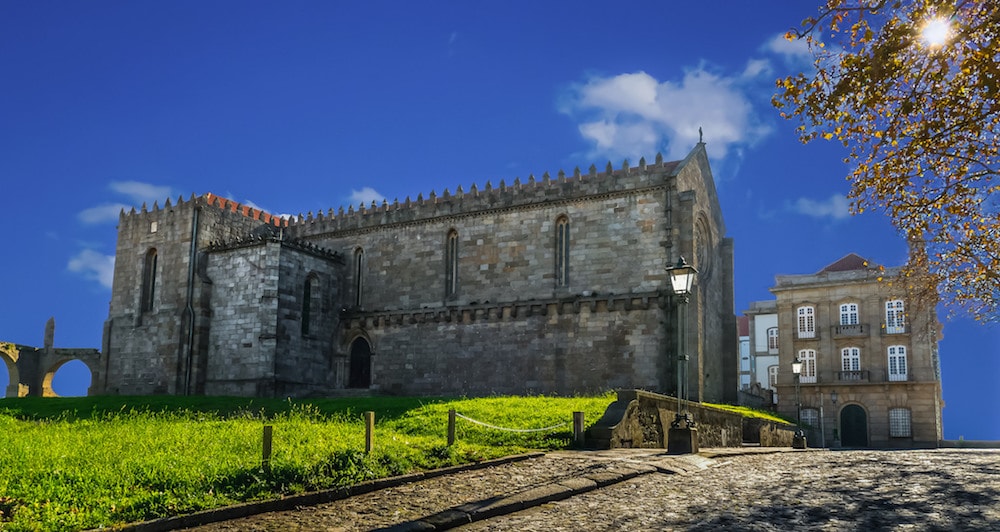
[99,145,738,402]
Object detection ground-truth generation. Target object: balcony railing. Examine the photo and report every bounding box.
[789,369,915,385]
[882,323,909,335]
[837,370,870,382]
[833,324,868,337]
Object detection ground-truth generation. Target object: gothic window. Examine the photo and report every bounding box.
[888,345,908,381]
[840,303,859,325]
[797,306,815,338]
[767,327,779,352]
[555,215,570,287]
[841,347,862,379]
[798,349,817,383]
[885,299,906,334]
[889,408,912,437]
[302,275,318,336]
[445,229,458,297]
[141,248,158,313]
[354,248,364,307]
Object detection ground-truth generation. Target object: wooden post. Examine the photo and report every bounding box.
[447,409,456,446]
[262,425,273,474]
[573,411,585,446]
[365,411,375,454]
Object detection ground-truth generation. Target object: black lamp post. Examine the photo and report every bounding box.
[830,390,839,447]
[666,256,698,454]
[791,356,806,449]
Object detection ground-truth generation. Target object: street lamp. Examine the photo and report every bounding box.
[791,356,806,449]
[830,390,839,447]
[666,256,698,454]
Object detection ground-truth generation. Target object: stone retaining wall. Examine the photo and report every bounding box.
[587,389,797,449]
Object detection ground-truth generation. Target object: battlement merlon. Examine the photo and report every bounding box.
[113,145,717,240]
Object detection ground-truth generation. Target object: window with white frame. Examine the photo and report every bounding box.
[888,345,908,381]
[797,306,815,338]
[841,347,861,379]
[885,299,906,334]
[889,408,912,437]
[798,349,817,383]
[801,408,819,428]
[840,303,859,325]
[767,327,779,352]
[768,365,778,388]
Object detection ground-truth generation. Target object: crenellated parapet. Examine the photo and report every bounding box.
[287,154,681,238]
[205,233,343,262]
[118,192,291,227]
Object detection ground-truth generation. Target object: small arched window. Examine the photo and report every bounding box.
[354,248,364,307]
[445,229,459,297]
[141,248,158,313]
[555,215,570,287]
[302,275,317,336]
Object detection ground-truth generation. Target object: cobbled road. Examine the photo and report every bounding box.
[184,449,1000,532]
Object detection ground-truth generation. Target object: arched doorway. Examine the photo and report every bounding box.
[348,338,371,388]
[840,404,869,447]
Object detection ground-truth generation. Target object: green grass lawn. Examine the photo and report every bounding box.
[0,394,615,531]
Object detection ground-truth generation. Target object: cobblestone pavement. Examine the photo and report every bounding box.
[184,449,1000,532]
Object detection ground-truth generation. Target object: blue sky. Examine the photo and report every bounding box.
[1,1,996,439]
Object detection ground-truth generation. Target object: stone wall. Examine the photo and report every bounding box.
[587,389,751,449]
[350,297,667,396]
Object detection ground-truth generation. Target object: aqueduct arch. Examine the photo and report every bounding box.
[0,319,102,398]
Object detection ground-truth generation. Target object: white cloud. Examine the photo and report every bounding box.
[67,250,115,289]
[791,194,851,220]
[741,58,772,80]
[763,32,815,66]
[109,181,173,204]
[348,187,386,206]
[561,67,772,163]
[78,181,174,225]
[78,203,130,224]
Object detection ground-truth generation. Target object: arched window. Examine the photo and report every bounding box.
[354,248,364,307]
[302,275,318,336]
[797,306,815,338]
[888,345,908,381]
[841,347,862,380]
[885,299,906,334]
[141,248,157,313]
[445,229,458,297]
[798,349,817,383]
[889,408,912,437]
[767,327,779,352]
[839,303,859,325]
[767,365,779,388]
[555,215,570,287]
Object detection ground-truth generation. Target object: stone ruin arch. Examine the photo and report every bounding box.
[0,319,102,398]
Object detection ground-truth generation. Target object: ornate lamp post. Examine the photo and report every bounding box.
[791,356,806,449]
[830,390,840,448]
[666,256,698,454]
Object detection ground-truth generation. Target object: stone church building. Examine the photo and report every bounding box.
[95,143,737,403]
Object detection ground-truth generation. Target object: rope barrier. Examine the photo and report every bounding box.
[454,412,568,433]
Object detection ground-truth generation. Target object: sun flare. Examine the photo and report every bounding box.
[921,17,950,47]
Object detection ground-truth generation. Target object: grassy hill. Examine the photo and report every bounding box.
[0,394,615,531]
